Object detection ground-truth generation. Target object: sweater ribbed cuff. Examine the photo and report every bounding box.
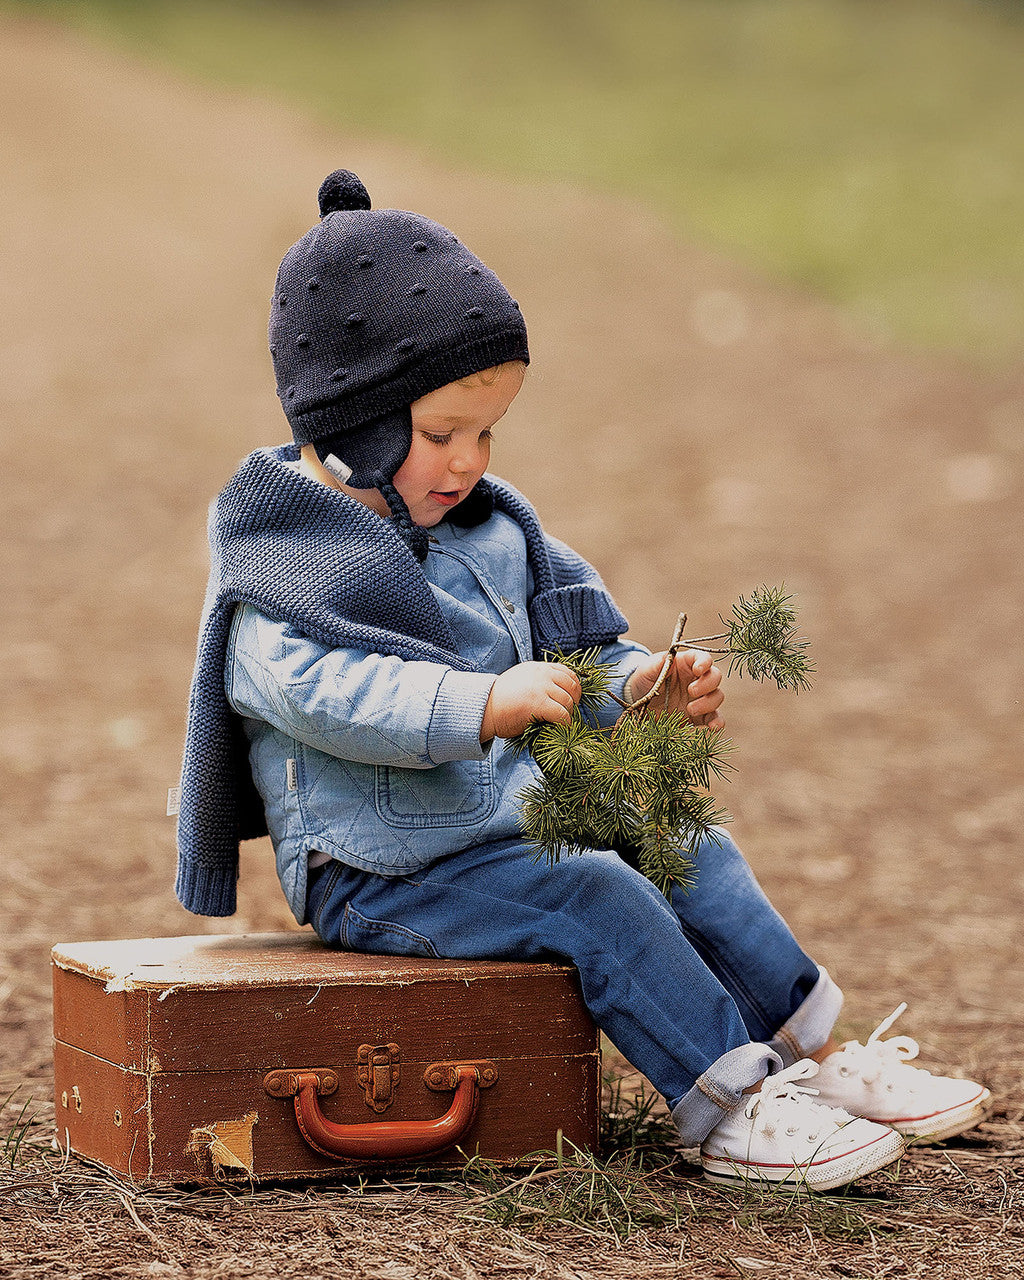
[426,670,497,763]
[530,584,629,650]
[174,859,238,918]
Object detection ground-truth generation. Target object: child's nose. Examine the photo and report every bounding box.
[450,442,486,474]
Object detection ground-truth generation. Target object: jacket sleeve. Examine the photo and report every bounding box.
[225,604,495,768]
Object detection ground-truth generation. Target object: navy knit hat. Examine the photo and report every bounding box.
[269,170,529,554]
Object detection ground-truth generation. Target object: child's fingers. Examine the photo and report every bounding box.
[687,664,722,698]
[687,689,725,726]
[545,697,576,724]
[675,648,711,678]
[547,664,583,704]
[686,649,713,676]
[532,671,579,724]
[550,682,578,710]
[687,687,724,716]
[530,684,576,725]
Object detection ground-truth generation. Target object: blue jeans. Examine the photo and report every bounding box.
[306,831,841,1144]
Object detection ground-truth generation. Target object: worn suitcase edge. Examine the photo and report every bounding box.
[51,933,587,991]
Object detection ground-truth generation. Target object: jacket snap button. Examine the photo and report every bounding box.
[499,596,515,614]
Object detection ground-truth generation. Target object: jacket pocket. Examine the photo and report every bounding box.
[373,754,496,829]
[341,903,440,958]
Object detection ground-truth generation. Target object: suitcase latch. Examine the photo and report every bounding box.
[357,1042,400,1113]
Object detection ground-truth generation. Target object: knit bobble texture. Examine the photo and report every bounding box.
[271,169,529,453]
[318,169,372,217]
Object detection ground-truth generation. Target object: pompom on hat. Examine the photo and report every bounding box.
[269,169,529,555]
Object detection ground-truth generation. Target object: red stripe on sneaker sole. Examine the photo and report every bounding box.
[706,1132,896,1172]
[862,1085,990,1125]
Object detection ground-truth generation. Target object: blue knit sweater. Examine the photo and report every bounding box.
[175,445,629,916]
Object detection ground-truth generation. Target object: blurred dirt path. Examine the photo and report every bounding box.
[1,15,1023,1271]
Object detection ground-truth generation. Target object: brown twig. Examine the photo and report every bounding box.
[619,614,687,718]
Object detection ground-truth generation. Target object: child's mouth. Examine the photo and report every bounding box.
[429,490,463,506]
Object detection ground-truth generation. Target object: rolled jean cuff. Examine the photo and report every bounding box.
[670,1042,783,1147]
[767,965,843,1067]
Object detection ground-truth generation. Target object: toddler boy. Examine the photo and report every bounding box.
[176,170,989,1187]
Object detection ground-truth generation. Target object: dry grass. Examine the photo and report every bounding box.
[3,1066,1023,1280]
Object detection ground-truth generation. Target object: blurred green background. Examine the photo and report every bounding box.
[9,0,1024,363]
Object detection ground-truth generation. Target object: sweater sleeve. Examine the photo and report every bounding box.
[527,534,630,650]
[524,525,644,726]
[226,604,495,767]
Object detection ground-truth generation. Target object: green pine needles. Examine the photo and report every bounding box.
[511,587,813,896]
[696,585,814,693]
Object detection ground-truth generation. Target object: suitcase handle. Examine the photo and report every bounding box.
[263,1061,498,1161]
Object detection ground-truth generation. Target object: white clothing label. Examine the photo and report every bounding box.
[286,758,298,790]
[166,786,181,817]
[323,453,353,484]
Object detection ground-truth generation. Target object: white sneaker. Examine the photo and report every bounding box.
[700,1059,905,1191]
[811,1004,992,1143]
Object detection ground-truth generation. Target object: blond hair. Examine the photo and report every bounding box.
[456,360,527,389]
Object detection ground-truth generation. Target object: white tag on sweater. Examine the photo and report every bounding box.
[166,786,181,817]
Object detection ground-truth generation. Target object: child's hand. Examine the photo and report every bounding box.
[624,649,725,729]
[480,662,582,742]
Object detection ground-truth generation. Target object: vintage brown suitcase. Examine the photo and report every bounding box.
[51,932,600,1183]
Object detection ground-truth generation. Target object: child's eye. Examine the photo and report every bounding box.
[420,429,494,446]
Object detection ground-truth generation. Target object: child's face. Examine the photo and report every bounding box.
[394,362,525,527]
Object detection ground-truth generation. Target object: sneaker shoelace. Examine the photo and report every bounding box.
[835,1002,930,1091]
[745,1059,851,1141]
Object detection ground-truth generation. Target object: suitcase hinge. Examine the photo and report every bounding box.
[357,1042,400,1113]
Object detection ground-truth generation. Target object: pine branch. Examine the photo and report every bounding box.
[720,585,815,693]
[512,703,725,896]
[623,584,813,718]
[527,716,604,780]
[511,586,811,896]
[637,839,699,897]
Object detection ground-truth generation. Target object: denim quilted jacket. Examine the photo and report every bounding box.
[226,510,647,922]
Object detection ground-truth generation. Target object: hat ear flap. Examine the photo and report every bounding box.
[313,405,413,490]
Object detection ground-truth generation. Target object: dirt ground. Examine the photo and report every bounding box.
[2,14,1024,1279]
